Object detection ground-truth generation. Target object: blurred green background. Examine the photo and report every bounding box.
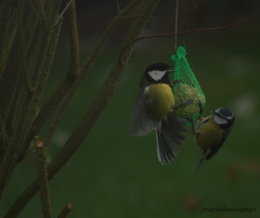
[1,0,260,217]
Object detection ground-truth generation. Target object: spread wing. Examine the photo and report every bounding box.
[156,116,188,164]
[130,88,157,136]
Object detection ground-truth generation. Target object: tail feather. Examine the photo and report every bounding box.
[195,154,206,171]
[156,131,175,164]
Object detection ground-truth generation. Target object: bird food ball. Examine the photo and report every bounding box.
[173,83,201,118]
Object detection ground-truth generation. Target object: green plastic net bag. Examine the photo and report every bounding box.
[170,46,206,124]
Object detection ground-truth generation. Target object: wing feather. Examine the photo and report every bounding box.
[156,116,188,164]
[130,88,157,136]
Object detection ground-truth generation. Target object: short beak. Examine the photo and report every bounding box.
[167,69,175,73]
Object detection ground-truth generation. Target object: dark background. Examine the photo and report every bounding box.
[1,0,260,217]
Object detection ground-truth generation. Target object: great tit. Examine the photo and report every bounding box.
[194,107,235,169]
[130,63,189,164]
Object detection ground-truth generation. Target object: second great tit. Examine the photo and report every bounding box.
[130,63,189,164]
[194,107,235,169]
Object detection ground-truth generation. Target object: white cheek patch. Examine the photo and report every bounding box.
[148,70,167,81]
[213,115,228,125]
[226,115,234,120]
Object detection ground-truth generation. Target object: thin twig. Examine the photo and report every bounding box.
[68,0,81,77]
[20,23,34,93]
[116,0,121,13]
[0,27,17,79]
[28,0,41,17]
[57,202,72,218]
[119,16,255,63]
[185,1,200,13]
[81,0,139,70]
[38,0,47,21]
[35,137,52,218]
[54,0,74,26]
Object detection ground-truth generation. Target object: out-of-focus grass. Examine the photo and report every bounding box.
[1,25,260,218]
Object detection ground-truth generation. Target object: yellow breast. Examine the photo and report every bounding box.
[196,118,222,149]
[146,83,175,121]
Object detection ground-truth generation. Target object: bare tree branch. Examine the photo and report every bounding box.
[4,0,160,217]
[35,137,52,218]
[57,202,72,218]
[0,0,64,200]
[18,0,140,162]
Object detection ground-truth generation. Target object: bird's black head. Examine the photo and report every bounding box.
[213,107,235,129]
[144,63,173,85]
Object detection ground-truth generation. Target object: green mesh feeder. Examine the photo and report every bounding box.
[170,46,206,124]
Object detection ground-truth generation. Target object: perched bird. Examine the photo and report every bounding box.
[130,63,191,164]
[194,107,235,170]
